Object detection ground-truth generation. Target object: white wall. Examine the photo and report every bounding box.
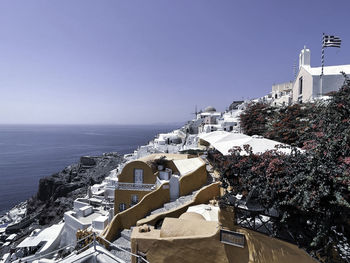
[312,74,346,97]
[293,66,347,103]
[292,67,313,102]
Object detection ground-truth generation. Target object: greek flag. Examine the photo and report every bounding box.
[323,35,341,48]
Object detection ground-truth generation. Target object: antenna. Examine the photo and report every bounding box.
[191,105,198,117]
[293,60,297,79]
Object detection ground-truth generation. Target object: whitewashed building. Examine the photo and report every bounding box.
[271,81,293,106]
[197,106,222,133]
[292,47,350,103]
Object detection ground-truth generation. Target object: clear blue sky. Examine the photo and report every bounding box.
[0,0,349,124]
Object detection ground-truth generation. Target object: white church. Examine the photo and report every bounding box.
[292,47,350,103]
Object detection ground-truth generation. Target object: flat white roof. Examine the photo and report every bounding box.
[93,215,108,223]
[303,64,350,75]
[6,234,17,241]
[199,131,295,156]
[17,223,64,248]
[199,131,250,145]
[213,136,293,155]
[173,157,204,176]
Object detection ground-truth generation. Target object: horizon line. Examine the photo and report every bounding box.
[0,122,185,126]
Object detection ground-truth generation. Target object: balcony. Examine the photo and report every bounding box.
[107,182,156,191]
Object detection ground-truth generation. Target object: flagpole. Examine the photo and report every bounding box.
[320,33,325,97]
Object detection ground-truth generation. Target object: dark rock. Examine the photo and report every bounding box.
[27,153,124,226]
[80,156,96,166]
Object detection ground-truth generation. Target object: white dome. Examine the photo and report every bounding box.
[204,106,216,112]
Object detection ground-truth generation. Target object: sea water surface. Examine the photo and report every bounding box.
[0,124,180,215]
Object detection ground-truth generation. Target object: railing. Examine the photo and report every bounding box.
[101,234,150,263]
[19,232,149,263]
[107,182,156,191]
[234,205,296,244]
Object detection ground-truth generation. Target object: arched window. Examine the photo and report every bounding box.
[119,203,126,212]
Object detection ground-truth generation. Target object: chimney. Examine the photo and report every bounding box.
[299,46,311,69]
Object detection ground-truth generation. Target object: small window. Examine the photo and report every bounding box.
[134,169,143,184]
[131,195,138,206]
[299,77,303,95]
[119,203,126,212]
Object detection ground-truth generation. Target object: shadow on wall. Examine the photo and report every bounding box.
[133,183,317,263]
[179,161,207,196]
[102,159,209,242]
[102,182,170,242]
[137,182,221,227]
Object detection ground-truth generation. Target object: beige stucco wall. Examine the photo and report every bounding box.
[179,159,207,196]
[132,211,317,263]
[102,182,170,242]
[131,221,225,263]
[113,160,156,213]
[118,160,155,184]
[227,227,317,263]
[218,205,235,231]
[132,181,316,263]
[114,189,152,213]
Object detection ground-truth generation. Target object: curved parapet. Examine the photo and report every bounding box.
[131,218,223,263]
[178,159,207,196]
[102,182,170,242]
[137,182,220,227]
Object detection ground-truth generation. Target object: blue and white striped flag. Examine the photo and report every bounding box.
[323,35,341,48]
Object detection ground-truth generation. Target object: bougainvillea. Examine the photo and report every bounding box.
[265,103,319,147]
[218,76,350,262]
[239,102,274,136]
[240,101,320,147]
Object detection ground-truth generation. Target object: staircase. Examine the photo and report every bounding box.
[110,228,133,262]
[109,156,217,262]
[109,190,198,262]
[150,191,197,215]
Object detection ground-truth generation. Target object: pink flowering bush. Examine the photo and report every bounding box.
[217,74,350,263]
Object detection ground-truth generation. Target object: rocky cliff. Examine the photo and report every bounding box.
[26,152,124,225]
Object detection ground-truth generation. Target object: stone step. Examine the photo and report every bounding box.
[150,207,167,215]
[179,195,192,202]
[113,236,131,252]
[163,202,175,210]
[149,191,198,216]
[120,229,132,241]
[110,249,131,263]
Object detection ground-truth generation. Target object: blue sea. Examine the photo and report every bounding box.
[0,124,180,215]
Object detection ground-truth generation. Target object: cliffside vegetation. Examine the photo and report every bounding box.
[240,101,320,147]
[217,76,350,262]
